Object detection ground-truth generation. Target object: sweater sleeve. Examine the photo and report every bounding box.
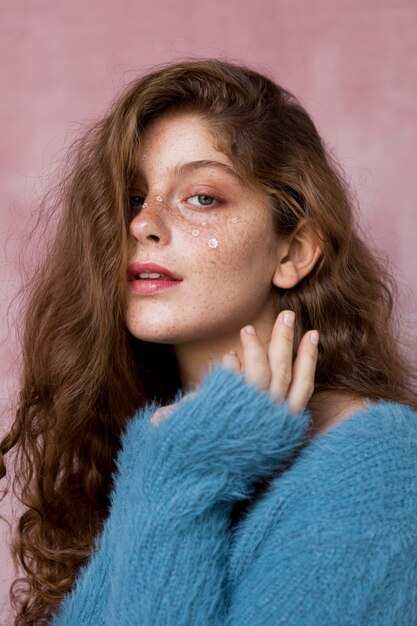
[225,401,417,626]
[50,414,154,626]
[51,365,311,625]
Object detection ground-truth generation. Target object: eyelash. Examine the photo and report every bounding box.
[184,194,223,208]
[129,195,145,209]
[128,193,224,211]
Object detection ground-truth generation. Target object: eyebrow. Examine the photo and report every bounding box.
[135,159,244,184]
[173,160,243,182]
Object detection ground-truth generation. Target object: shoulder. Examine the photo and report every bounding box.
[307,398,417,466]
[240,400,417,555]
[229,402,417,625]
[279,399,417,527]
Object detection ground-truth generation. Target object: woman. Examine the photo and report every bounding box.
[1,58,417,625]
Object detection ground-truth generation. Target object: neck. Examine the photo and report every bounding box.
[173,317,367,437]
[307,390,368,437]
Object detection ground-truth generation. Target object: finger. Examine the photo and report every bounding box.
[240,325,271,391]
[151,394,196,426]
[151,404,176,425]
[222,350,242,374]
[286,330,319,415]
[268,311,295,403]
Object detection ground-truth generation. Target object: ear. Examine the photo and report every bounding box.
[272,220,323,289]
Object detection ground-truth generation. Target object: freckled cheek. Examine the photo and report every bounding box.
[220,224,266,267]
[182,227,252,284]
[175,219,222,252]
[176,212,272,274]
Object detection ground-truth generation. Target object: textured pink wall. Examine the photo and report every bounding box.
[1,0,416,621]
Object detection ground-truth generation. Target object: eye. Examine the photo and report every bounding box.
[129,195,145,208]
[187,194,219,207]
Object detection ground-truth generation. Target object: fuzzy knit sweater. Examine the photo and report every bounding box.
[51,366,417,625]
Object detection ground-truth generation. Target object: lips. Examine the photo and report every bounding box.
[127,262,182,296]
[127,262,181,282]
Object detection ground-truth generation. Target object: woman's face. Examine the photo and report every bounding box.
[125,111,281,345]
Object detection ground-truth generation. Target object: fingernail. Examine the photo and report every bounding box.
[310,330,319,346]
[282,311,295,328]
[244,325,256,335]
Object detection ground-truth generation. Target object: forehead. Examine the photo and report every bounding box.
[136,114,236,180]
[141,110,214,147]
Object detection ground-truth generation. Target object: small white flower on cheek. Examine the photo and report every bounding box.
[208,238,219,249]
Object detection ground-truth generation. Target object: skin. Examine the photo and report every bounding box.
[125,110,365,430]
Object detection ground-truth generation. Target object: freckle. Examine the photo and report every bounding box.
[192,229,200,236]
[156,195,163,202]
[208,238,219,249]
[141,155,146,160]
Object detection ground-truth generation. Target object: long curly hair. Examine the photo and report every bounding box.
[1,58,416,624]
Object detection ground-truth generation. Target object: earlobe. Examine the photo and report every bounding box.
[272,261,299,290]
[272,221,323,289]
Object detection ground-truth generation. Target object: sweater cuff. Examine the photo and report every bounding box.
[119,365,312,503]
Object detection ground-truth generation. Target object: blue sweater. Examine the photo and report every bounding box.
[52,366,417,625]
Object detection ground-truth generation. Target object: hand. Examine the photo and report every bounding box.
[151,310,318,425]
[151,403,176,426]
[221,310,319,416]
[151,393,196,426]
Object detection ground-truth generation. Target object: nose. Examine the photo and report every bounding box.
[129,197,171,245]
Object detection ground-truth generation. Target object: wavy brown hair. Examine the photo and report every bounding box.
[1,58,416,624]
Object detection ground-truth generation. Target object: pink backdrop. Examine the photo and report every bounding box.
[1,0,416,621]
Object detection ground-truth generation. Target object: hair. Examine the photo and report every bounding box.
[1,57,416,624]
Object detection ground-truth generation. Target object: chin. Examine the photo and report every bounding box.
[126,323,195,345]
[126,317,232,346]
